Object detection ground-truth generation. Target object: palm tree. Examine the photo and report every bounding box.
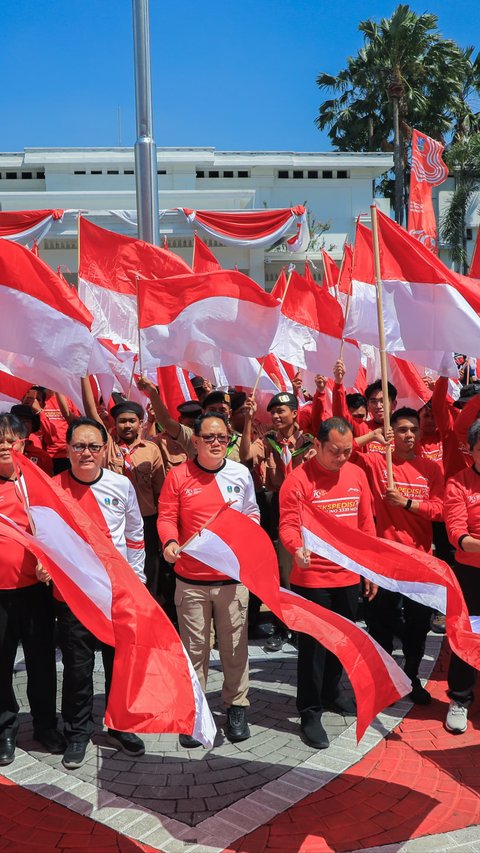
[316,5,474,224]
[440,135,480,273]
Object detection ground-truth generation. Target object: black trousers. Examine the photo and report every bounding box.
[448,561,480,699]
[143,514,160,595]
[0,583,57,737]
[291,582,360,714]
[366,588,431,676]
[55,600,114,743]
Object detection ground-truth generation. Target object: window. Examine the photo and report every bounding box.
[21,172,32,179]
[278,170,289,179]
[74,170,86,175]
[36,171,45,179]
[293,170,303,179]
[209,170,220,178]
[157,169,166,175]
[237,170,249,178]
[124,169,134,175]
[337,170,349,179]
[322,170,333,179]
[196,170,205,178]
[6,172,16,180]
[91,170,102,175]
[223,170,234,178]
[107,170,119,175]
[307,170,318,179]
[466,228,473,241]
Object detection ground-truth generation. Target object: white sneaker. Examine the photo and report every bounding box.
[445,699,469,734]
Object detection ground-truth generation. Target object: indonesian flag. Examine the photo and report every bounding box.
[192,233,222,273]
[156,366,196,418]
[338,243,354,295]
[344,211,480,376]
[97,339,147,408]
[0,238,113,409]
[78,218,191,350]
[0,209,64,247]
[321,249,339,291]
[301,502,480,671]
[181,206,309,252]
[0,371,31,407]
[182,507,412,742]
[408,130,448,253]
[137,270,281,370]
[1,454,215,746]
[271,269,361,385]
[470,228,480,279]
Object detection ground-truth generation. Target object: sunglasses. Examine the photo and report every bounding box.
[70,443,105,454]
[198,434,229,445]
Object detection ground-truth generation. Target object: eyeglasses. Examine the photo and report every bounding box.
[70,443,105,454]
[198,434,229,445]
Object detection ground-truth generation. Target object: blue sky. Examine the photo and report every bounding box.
[2,0,478,153]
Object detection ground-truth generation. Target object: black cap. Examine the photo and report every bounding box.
[230,391,246,413]
[203,390,231,409]
[177,400,203,418]
[453,382,480,408]
[110,401,145,420]
[190,376,205,390]
[267,392,298,412]
[10,404,40,433]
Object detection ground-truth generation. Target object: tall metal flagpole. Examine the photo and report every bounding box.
[132,0,160,246]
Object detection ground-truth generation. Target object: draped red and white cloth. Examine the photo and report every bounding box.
[156,366,196,418]
[182,507,412,742]
[181,207,309,252]
[0,209,64,247]
[408,130,448,253]
[78,218,191,350]
[0,454,215,745]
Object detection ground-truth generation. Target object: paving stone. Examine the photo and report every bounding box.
[134,784,188,799]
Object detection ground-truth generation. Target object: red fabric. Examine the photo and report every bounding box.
[431,377,472,480]
[270,268,288,301]
[23,441,53,476]
[0,371,31,404]
[445,467,480,567]
[183,207,305,240]
[40,395,80,459]
[192,234,222,273]
[338,243,354,295]
[78,217,191,295]
[281,270,345,338]
[0,209,63,238]
[321,249,339,289]
[470,228,480,278]
[0,479,37,588]
[408,130,448,253]
[280,456,375,587]
[355,452,444,552]
[156,366,196,419]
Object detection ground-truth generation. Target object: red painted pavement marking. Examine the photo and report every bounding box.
[224,642,480,852]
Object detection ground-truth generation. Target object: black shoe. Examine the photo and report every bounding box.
[225,706,250,742]
[62,740,88,769]
[322,693,357,716]
[249,621,276,639]
[178,734,203,749]
[300,709,329,749]
[408,677,431,705]
[0,736,16,766]
[106,729,145,756]
[33,728,66,754]
[264,633,283,652]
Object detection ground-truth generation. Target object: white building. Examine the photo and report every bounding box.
[0,147,393,287]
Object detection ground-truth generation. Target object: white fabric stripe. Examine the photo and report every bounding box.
[175,367,191,402]
[0,215,55,246]
[271,313,361,386]
[218,351,278,392]
[302,525,447,613]
[470,616,480,633]
[183,529,241,581]
[185,653,216,747]
[78,278,138,351]
[30,506,113,621]
[0,348,85,412]
[281,587,412,695]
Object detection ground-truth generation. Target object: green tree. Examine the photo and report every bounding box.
[440,135,480,273]
[316,5,476,224]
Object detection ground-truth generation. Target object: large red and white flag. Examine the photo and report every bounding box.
[182,507,411,741]
[78,218,191,350]
[271,269,361,385]
[344,211,480,376]
[301,502,480,672]
[0,209,64,247]
[156,366,197,418]
[0,238,113,408]
[137,270,281,370]
[408,130,448,253]
[0,455,215,745]
[192,233,222,273]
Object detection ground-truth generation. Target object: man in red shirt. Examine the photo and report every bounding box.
[158,412,260,749]
[279,416,377,749]
[0,413,62,766]
[355,407,444,704]
[333,359,397,455]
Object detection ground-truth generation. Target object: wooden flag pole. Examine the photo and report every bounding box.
[135,274,143,377]
[371,204,394,489]
[251,267,294,398]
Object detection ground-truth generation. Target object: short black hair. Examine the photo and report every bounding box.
[193,411,229,436]
[391,407,420,427]
[365,379,397,402]
[346,393,367,411]
[0,412,28,439]
[66,417,108,444]
[317,416,353,444]
[468,418,480,451]
[28,385,47,406]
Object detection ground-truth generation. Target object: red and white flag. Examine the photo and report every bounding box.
[301,502,480,672]
[0,238,113,409]
[408,130,448,253]
[0,371,32,407]
[0,455,215,745]
[78,218,191,350]
[321,249,339,291]
[182,206,309,252]
[272,269,361,385]
[156,366,197,418]
[0,209,64,247]
[182,507,412,742]
[137,270,281,370]
[192,233,222,273]
[344,211,480,376]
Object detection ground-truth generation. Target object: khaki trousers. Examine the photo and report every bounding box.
[175,579,249,707]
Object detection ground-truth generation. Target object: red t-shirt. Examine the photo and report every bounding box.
[40,396,79,459]
[332,384,386,455]
[355,452,444,553]
[431,377,471,480]
[280,456,376,588]
[445,466,480,568]
[0,478,37,589]
[24,441,53,476]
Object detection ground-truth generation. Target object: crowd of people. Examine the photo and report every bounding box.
[1,356,480,768]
